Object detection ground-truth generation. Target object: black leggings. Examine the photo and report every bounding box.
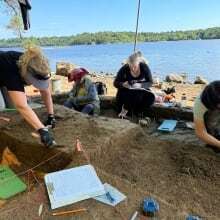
[116,89,155,114]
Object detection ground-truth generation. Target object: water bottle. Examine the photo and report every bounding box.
[181,93,187,108]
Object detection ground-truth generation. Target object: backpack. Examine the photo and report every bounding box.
[94,82,107,95]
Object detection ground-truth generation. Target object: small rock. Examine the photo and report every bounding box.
[194,76,208,84]
[139,117,151,127]
[165,74,184,83]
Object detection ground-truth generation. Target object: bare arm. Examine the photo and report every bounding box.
[194,117,220,149]
[39,87,54,115]
[8,91,44,130]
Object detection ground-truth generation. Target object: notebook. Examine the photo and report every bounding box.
[0,165,26,199]
[44,165,105,209]
[158,120,177,132]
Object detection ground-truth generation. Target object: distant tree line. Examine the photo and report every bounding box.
[1,27,220,47]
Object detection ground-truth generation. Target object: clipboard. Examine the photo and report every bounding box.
[44,165,105,209]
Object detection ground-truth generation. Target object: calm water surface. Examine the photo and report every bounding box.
[1,39,220,81]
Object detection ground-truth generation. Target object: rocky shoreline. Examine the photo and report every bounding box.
[26,77,206,109]
[25,62,209,108]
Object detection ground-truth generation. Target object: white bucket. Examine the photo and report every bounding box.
[51,79,61,94]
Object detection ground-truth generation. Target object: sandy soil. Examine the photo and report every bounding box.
[0,105,219,220]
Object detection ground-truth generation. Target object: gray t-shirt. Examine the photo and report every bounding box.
[193,95,208,121]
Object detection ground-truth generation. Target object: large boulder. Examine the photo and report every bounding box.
[194,76,208,85]
[165,74,184,83]
[56,62,76,77]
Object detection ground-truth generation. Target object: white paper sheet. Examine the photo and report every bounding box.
[44,165,105,209]
[93,183,126,206]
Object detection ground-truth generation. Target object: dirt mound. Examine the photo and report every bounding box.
[170,144,220,178]
[0,105,219,219]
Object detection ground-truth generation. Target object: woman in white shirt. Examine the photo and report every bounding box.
[193,81,220,150]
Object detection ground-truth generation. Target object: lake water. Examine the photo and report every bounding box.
[1,39,220,82]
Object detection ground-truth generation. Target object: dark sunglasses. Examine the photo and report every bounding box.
[32,72,51,80]
[28,67,51,80]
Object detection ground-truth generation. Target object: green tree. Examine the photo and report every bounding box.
[7,15,23,39]
[1,27,220,48]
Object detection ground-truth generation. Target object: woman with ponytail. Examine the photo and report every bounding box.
[0,46,56,147]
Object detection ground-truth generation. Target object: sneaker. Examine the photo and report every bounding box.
[118,105,128,119]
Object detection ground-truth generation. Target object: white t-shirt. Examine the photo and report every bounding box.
[193,95,208,121]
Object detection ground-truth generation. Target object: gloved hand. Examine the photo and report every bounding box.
[38,128,55,148]
[45,114,56,129]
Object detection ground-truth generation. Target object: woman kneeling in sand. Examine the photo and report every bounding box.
[0,46,55,147]
[193,81,220,151]
[64,68,100,115]
[113,51,155,118]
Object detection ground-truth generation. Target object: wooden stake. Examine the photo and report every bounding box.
[52,208,87,216]
[130,211,138,220]
[76,139,83,152]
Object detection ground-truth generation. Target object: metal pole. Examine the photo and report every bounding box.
[134,0,141,52]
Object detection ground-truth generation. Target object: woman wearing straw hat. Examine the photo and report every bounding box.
[0,46,56,147]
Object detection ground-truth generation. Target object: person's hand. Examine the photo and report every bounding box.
[38,128,55,148]
[45,114,56,129]
[122,81,130,89]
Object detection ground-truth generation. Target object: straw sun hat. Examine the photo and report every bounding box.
[18,46,51,90]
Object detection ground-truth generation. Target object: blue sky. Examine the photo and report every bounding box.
[1,0,220,39]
